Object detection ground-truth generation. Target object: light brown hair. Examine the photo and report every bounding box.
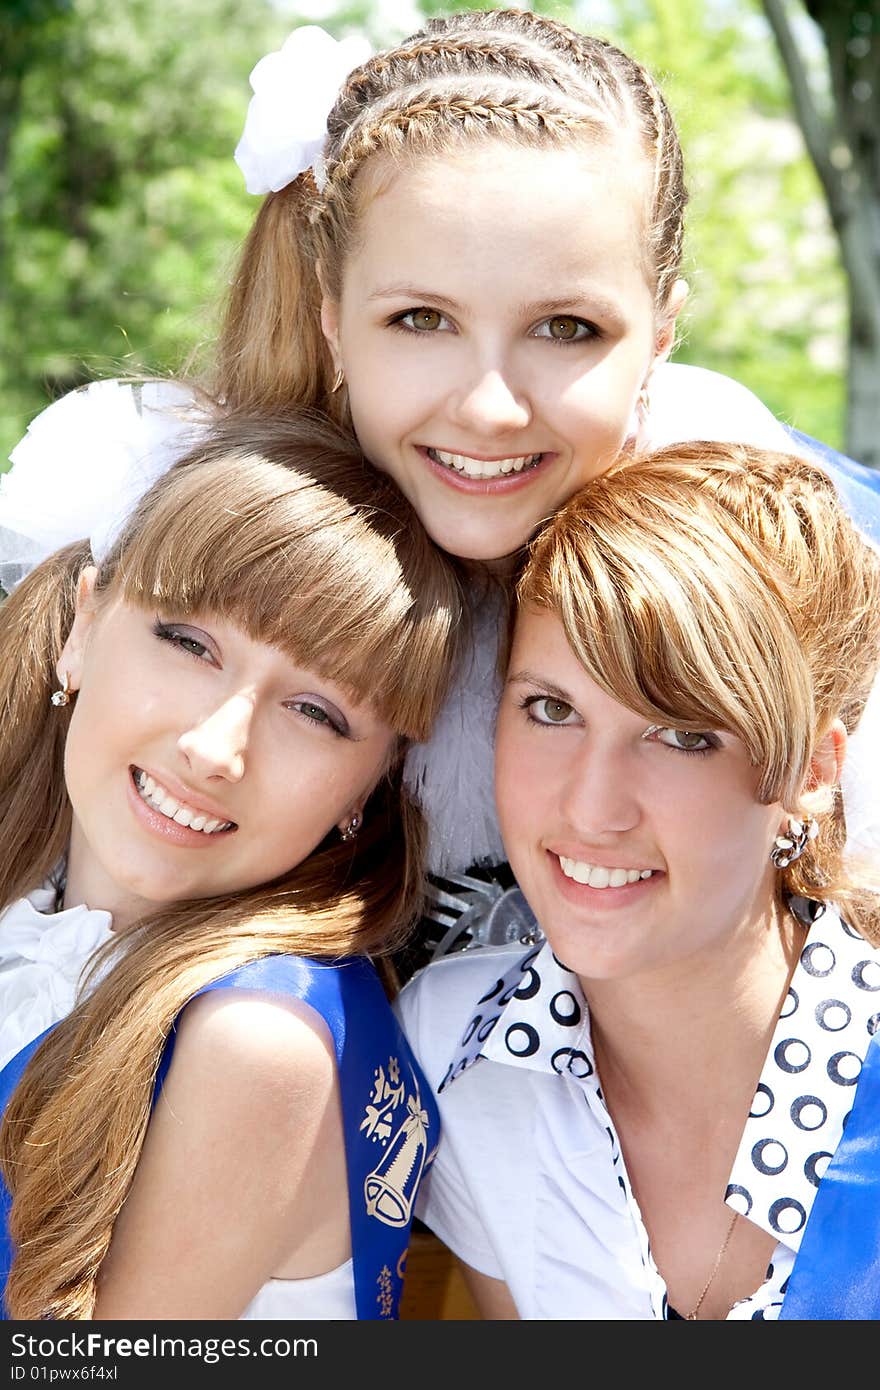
[515,441,880,938]
[211,8,687,416]
[0,412,463,1319]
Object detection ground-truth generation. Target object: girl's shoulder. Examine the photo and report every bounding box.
[171,985,340,1117]
[646,363,798,451]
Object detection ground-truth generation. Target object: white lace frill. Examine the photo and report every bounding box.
[0,884,114,1074]
[0,379,210,593]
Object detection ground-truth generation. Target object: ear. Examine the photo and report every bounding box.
[336,804,364,837]
[653,277,689,365]
[56,567,99,693]
[317,261,342,367]
[794,718,847,821]
[809,718,847,792]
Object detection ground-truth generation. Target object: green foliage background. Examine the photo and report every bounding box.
[0,0,846,465]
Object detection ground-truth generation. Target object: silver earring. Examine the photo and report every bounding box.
[770,816,818,869]
[340,813,361,843]
[330,367,345,393]
[50,672,72,707]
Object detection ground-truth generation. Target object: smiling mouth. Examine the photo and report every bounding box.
[132,768,236,834]
[427,448,544,480]
[558,856,655,889]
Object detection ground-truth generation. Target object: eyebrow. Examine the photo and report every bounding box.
[516,292,624,323]
[506,670,574,704]
[367,285,462,310]
[367,284,624,323]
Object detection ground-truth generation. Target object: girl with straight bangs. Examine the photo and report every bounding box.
[2,10,879,959]
[397,442,880,1320]
[0,412,463,1322]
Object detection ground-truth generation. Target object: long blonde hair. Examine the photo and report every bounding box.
[515,441,880,938]
[211,7,686,416]
[0,412,463,1320]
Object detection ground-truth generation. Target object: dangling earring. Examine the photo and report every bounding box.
[50,672,72,707]
[770,816,819,869]
[626,380,651,446]
[340,812,361,843]
[331,367,345,394]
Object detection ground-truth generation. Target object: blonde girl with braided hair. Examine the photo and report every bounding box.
[2,8,879,949]
[0,412,463,1320]
[397,441,880,1320]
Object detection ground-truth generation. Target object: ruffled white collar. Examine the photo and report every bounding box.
[0,881,114,1073]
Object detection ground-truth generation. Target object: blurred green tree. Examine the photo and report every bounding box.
[0,0,283,460]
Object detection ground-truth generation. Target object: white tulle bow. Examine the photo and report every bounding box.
[0,379,209,592]
[234,25,372,195]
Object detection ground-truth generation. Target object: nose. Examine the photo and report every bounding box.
[558,739,641,838]
[177,692,255,782]
[450,361,532,437]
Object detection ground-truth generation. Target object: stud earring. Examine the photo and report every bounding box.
[331,367,345,393]
[770,816,818,869]
[340,813,361,842]
[50,672,72,707]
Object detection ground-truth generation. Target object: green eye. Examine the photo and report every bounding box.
[650,726,714,752]
[541,698,574,723]
[299,702,329,723]
[671,730,709,750]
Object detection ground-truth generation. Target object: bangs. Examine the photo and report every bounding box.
[520,473,815,806]
[103,445,461,742]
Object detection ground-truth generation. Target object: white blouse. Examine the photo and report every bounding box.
[0,886,356,1319]
[396,902,880,1319]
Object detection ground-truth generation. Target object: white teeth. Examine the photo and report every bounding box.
[430,448,542,479]
[558,856,654,889]
[133,770,232,834]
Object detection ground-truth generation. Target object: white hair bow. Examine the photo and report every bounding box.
[234,25,372,195]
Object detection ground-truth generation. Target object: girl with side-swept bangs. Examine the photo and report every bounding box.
[399,443,880,1320]
[0,413,463,1321]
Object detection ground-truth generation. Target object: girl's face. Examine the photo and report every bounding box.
[495,607,785,986]
[58,576,395,928]
[322,139,682,563]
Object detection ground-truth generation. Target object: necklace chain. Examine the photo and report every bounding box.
[683,1210,739,1321]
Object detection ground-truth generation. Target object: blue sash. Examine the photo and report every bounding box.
[778,1033,880,1320]
[0,953,439,1320]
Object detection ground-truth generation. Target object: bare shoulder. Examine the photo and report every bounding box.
[163,986,339,1129]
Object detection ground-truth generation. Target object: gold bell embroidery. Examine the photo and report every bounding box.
[363,1089,430,1227]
